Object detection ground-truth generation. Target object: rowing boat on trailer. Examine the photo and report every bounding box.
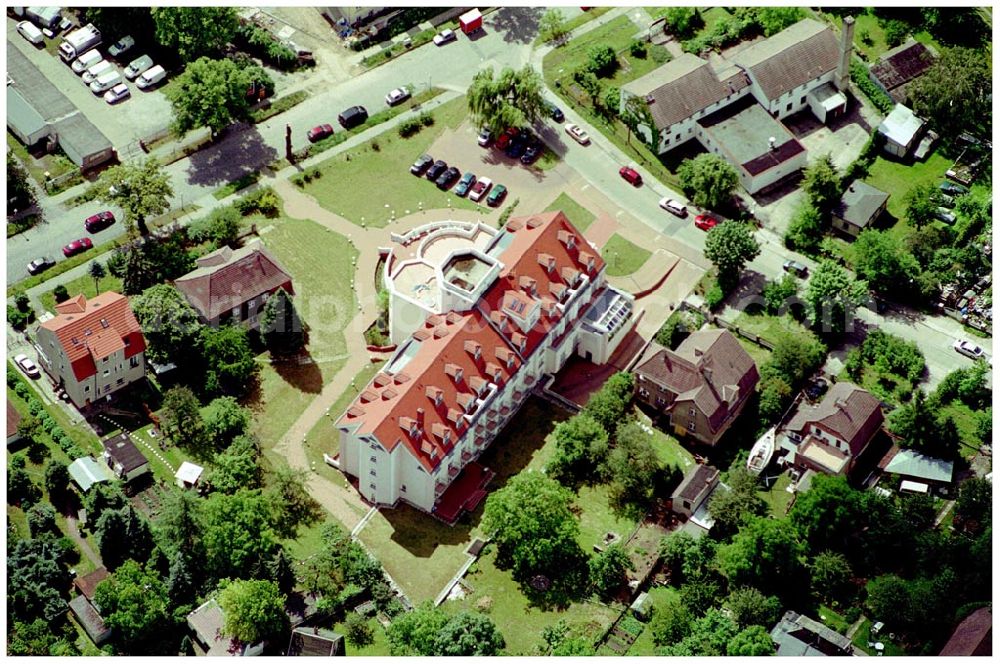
[747,426,776,475]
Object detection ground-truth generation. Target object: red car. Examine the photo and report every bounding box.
[495,127,520,151]
[84,211,115,233]
[619,166,642,186]
[307,124,334,143]
[63,237,94,257]
[694,214,719,231]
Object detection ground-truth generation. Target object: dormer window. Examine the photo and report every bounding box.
[506,354,515,369]
[410,423,419,438]
[494,369,503,383]
[443,430,451,446]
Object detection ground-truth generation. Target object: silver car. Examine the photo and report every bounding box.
[124,54,153,80]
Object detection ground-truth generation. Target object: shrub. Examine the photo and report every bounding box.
[650,44,671,64]
[850,60,894,114]
[586,44,618,77]
[705,282,725,310]
[53,285,70,303]
[882,19,909,47]
[398,118,422,138]
[235,187,280,218]
[419,111,434,126]
[629,39,648,58]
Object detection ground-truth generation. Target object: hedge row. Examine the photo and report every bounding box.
[7,370,87,459]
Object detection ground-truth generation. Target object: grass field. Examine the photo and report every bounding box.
[7,131,81,191]
[244,211,358,445]
[576,484,639,551]
[862,150,952,242]
[212,172,261,199]
[441,547,621,655]
[534,7,614,45]
[545,192,597,231]
[852,618,908,656]
[735,335,773,371]
[300,97,487,227]
[939,401,987,457]
[733,311,818,349]
[601,234,652,277]
[760,472,794,518]
[627,585,680,654]
[635,408,695,471]
[39,272,123,315]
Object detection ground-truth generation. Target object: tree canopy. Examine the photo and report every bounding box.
[7,538,72,623]
[208,434,264,494]
[95,158,173,236]
[433,611,506,656]
[132,284,204,366]
[887,391,960,459]
[708,466,767,539]
[200,324,258,397]
[260,288,304,354]
[93,559,170,648]
[151,7,238,62]
[606,420,667,516]
[717,516,805,597]
[910,47,991,140]
[704,222,760,292]
[802,154,842,213]
[201,489,280,580]
[202,396,251,448]
[160,386,207,450]
[853,230,920,298]
[166,57,256,135]
[217,578,288,645]
[547,413,609,486]
[677,154,740,210]
[95,505,155,570]
[804,259,868,337]
[581,371,633,433]
[467,65,545,137]
[537,8,568,44]
[589,543,634,598]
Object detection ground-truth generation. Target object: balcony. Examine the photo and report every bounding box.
[499,405,510,417]
[461,450,472,463]
[435,481,447,496]
[448,465,460,478]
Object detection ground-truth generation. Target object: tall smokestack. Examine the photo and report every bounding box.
[836,16,855,91]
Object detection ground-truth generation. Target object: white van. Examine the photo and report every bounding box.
[135,64,165,90]
[82,59,113,85]
[89,69,122,93]
[71,49,102,74]
[16,21,44,46]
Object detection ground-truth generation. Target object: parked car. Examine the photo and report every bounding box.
[71,49,102,74]
[27,257,55,275]
[477,128,492,147]
[521,142,542,165]
[84,210,115,232]
[425,160,447,181]
[385,86,411,106]
[338,105,368,129]
[564,123,590,145]
[436,166,461,190]
[937,193,956,209]
[82,59,113,85]
[619,166,642,186]
[782,259,809,278]
[469,177,493,202]
[939,180,968,197]
[546,101,564,122]
[953,339,985,360]
[495,127,520,151]
[89,70,122,93]
[658,198,687,218]
[410,153,433,176]
[454,172,477,197]
[14,354,41,379]
[103,82,130,104]
[505,133,528,159]
[805,377,828,400]
[433,29,456,46]
[17,21,44,45]
[135,64,166,90]
[694,215,720,231]
[63,237,94,257]
[123,54,153,80]
[934,207,956,224]
[307,124,334,143]
[487,184,508,207]
[107,34,134,58]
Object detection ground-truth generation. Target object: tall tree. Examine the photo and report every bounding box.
[708,467,768,539]
[537,8,568,44]
[658,609,738,656]
[581,371,633,433]
[606,420,664,516]
[265,466,323,539]
[909,47,991,140]
[200,324,258,397]
[95,158,172,236]
[25,503,58,539]
[784,202,824,253]
[804,259,868,337]
[704,222,760,292]
[954,477,992,535]
[93,560,170,649]
[7,538,72,623]
[7,153,36,212]
[467,65,545,137]
[481,471,584,582]
[802,154,842,213]
[202,396,251,448]
[95,505,155,571]
[160,386,207,449]
[217,578,288,645]
[202,489,280,580]
[208,434,264,494]
[166,57,255,135]
[809,550,853,603]
[724,586,782,630]
[82,482,128,525]
[386,602,450,656]
[151,7,238,62]
[547,413,609,486]
[132,284,204,366]
[434,612,506,656]
[43,459,70,501]
[88,261,107,294]
[677,154,740,210]
[661,7,701,38]
[852,230,920,297]
[649,593,693,646]
[260,288,304,354]
[904,183,941,229]
[789,474,867,552]
[717,516,805,597]
[589,542,635,598]
[888,391,959,459]
[726,625,775,656]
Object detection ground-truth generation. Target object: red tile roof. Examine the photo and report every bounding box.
[338,310,521,472]
[174,242,293,321]
[39,292,146,381]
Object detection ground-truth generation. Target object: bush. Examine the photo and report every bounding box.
[53,285,70,303]
[661,7,702,39]
[398,118,422,138]
[235,187,280,218]
[7,305,34,331]
[705,282,725,310]
[650,44,671,64]
[882,19,909,47]
[344,613,374,647]
[850,60,894,114]
[629,39,648,58]
[586,44,618,77]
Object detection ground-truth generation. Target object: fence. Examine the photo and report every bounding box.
[678,300,777,351]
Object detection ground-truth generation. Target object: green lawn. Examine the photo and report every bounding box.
[822,11,945,62]
[732,312,817,349]
[300,97,487,227]
[212,172,260,199]
[816,604,851,635]
[545,192,597,231]
[939,401,986,457]
[7,131,82,191]
[845,366,908,406]
[441,547,620,655]
[534,7,614,45]
[626,585,680,655]
[331,617,391,655]
[243,211,357,446]
[601,234,652,277]
[576,484,639,552]
[735,336,773,374]
[634,408,695,471]
[852,618,908,656]
[760,472,794,518]
[40,273,123,315]
[862,150,952,239]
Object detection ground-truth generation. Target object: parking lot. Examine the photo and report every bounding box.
[7,17,175,149]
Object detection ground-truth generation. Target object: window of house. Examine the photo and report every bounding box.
[401,485,407,493]
[104,385,112,393]
[688,127,692,134]
[369,469,377,477]
[130,356,140,368]
[369,483,376,491]
[116,378,124,385]
[687,421,695,432]
[370,456,377,463]
[103,370,110,377]
[786,102,792,111]
[85,385,91,392]
[800,96,806,105]
[675,133,681,140]
[689,407,696,417]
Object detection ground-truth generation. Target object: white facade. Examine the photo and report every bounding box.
[36,331,145,408]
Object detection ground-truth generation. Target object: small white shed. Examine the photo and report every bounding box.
[175,461,204,489]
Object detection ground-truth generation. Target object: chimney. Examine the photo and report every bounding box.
[768,136,776,151]
[836,16,855,91]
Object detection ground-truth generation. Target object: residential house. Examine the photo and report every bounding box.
[880,447,954,494]
[832,180,889,238]
[286,627,345,656]
[7,402,23,447]
[671,464,720,518]
[621,17,855,193]
[73,567,109,601]
[187,599,264,657]
[338,212,636,522]
[869,39,936,104]
[102,433,150,483]
[68,456,114,492]
[174,240,293,329]
[633,330,759,446]
[778,383,884,476]
[69,595,112,645]
[35,293,147,409]
[877,104,927,158]
[770,610,853,656]
[939,606,991,656]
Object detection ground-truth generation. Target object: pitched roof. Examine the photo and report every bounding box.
[870,39,936,101]
[338,310,522,472]
[673,464,720,503]
[939,607,992,656]
[174,240,293,321]
[784,383,883,455]
[878,104,924,147]
[73,566,109,600]
[187,599,232,657]
[770,610,852,656]
[634,330,759,432]
[102,433,149,474]
[286,627,345,656]
[834,179,889,228]
[7,401,22,440]
[68,457,114,492]
[39,292,146,382]
[884,448,954,483]
[622,53,750,130]
[733,18,840,102]
[69,595,112,644]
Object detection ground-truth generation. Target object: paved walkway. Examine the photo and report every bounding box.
[65,512,103,570]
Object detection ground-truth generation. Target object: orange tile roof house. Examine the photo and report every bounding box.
[778,382,884,476]
[35,293,146,408]
[337,212,636,522]
[633,330,759,446]
[174,240,293,328]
